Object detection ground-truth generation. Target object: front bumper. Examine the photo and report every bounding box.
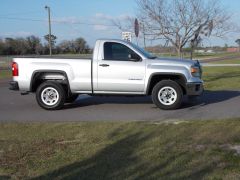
[9,81,19,91]
[186,82,204,96]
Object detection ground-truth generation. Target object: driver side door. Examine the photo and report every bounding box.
[96,42,146,93]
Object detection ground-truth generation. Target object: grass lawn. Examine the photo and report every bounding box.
[1,120,240,179]
[203,67,240,90]
[194,52,240,59]
[209,59,240,64]
[0,70,11,80]
[156,52,240,60]
[0,56,12,68]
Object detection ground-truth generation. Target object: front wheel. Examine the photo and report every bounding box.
[152,80,183,110]
[36,82,66,110]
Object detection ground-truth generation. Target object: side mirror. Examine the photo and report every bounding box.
[128,53,141,62]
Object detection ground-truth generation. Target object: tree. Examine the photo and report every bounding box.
[58,40,75,53]
[26,36,43,54]
[3,37,43,55]
[4,38,15,55]
[112,16,149,48]
[0,39,4,55]
[14,38,29,55]
[235,39,240,52]
[0,36,90,55]
[44,34,57,47]
[136,0,232,57]
[190,36,202,59]
[4,38,28,55]
[57,38,90,54]
[74,38,88,54]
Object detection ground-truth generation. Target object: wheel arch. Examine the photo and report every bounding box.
[146,73,187,95]
[30,70,71,95]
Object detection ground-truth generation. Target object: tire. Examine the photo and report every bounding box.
[152,80,183,110]
[65,94,79,103]
[36,81,66,110]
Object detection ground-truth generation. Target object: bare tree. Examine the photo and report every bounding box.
[26,36,43,55]
[236,39,240,52]
[136,0,233,57]
[112,16,135,32]
[74,38,88,54]
[57,38,89,54]
[57,40,74,53]
[112,16,152,48]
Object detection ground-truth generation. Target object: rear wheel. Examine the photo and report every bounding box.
[36,82,66,110]
[152,80,183,110]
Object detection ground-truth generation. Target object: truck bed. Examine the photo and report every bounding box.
[13,57,93,93]
[13,55,92,59]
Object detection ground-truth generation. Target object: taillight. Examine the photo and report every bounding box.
[12,62,18,76]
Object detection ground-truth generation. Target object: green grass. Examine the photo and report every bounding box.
[0,56,12,68]
[155,52,240,59]
[0,70,11,80]
[209,59,240,64]
[203,67,240,90]
[1,120,240,179]
[194,52,240,59]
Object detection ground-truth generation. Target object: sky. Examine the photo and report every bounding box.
[0,0,240,47]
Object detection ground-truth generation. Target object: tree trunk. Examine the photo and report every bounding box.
[176,48,182,59]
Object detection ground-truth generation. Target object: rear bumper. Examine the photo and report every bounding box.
[9,81,19,91]
[186,82,204,96]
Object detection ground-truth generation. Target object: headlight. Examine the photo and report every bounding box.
[191,66,201,77]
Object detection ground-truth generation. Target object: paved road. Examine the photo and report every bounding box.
[0,80,240,122]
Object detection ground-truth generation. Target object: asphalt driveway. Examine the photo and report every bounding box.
[0,80,240,122]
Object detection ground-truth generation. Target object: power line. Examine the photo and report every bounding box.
[0,11,43,16]
[0,16,117,27]
[0,17,43,22]
[55,21,117,27]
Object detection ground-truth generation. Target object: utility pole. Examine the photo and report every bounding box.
[45,6,52,56]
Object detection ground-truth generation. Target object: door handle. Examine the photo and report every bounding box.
[99,64,110,67]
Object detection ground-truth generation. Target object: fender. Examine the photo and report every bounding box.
[146,72,187,95]
[30,70,71,94]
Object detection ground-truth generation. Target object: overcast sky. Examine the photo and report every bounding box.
[0,0,240,47]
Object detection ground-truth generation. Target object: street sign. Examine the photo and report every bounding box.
[134,18,139,38]
[122,32,132,42]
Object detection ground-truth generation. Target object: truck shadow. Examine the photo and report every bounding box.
[181,90,240,109]
[64,95,153,109]
[63,90,240,110]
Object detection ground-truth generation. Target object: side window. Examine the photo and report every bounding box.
[104,42,141,61]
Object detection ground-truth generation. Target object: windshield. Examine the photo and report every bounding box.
[126,42,157,59]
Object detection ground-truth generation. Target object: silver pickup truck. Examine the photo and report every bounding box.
[10,39,203,110]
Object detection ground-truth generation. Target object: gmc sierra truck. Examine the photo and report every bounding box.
[10,39,203,110]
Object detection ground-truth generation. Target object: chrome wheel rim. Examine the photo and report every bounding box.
[41,87,59,106]
[158,86,177,106]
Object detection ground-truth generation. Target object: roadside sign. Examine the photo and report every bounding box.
[122,32,132,42]
[134,18,139,37]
